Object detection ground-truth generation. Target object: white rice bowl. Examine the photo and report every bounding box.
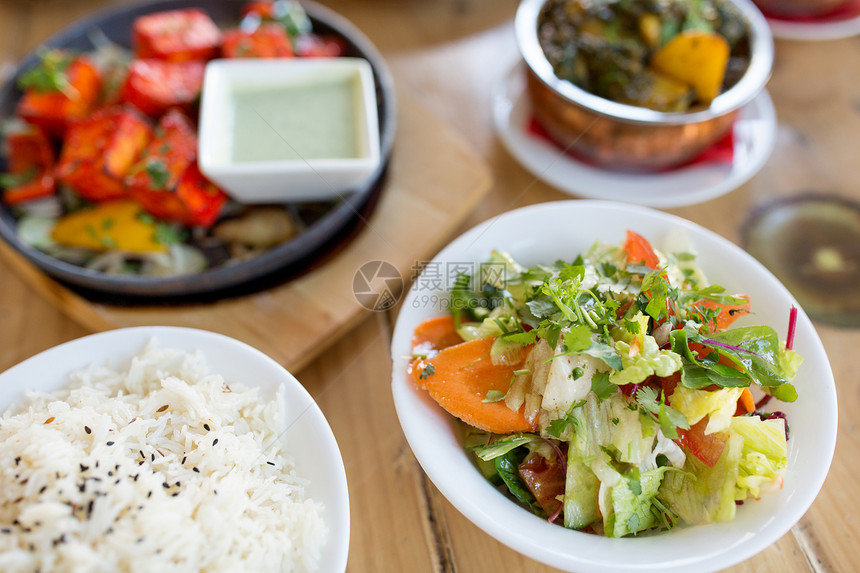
[0,327,349,573]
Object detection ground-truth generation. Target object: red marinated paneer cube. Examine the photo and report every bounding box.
[125,109,226,227]
[222,23,294,58]
[126,109,197,221]
[175,163,228,228]
[1,124,56,205]
[120,59,205,118]
[132,8,222,62]
[16,51,102,136]
[55,106,152,202]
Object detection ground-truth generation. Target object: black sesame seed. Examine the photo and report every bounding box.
[95,461,99,468]
[151,454,155,462]
[266,461,275,466]
[171,492,179,497]
[108,471,113,477]
[39,486,47,494]
[14,457,21,465]
[114,479,120,485]
[139,450,145,459]
[87,500,94,515]
[162,482,169,489]
[138,461,144,466]
[133,474,140,482]
[78,484,85,493]
[106,441,115,446]
[84,426,92,434]
[192,467,200,473]
[0,528,10,534]
[147,491,153,498]
[80,464,89,472]
[212,438,219,446]
[175,481,180,487]
[203,424,210,431]
[181,456,187,465]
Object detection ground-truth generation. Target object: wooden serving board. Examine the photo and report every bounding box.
[0,94,492,372]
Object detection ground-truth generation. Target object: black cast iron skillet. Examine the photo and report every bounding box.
[0,0,396,303]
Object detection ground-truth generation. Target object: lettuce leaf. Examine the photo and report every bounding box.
[610,335,682,386]
[731,416,787,500]
[659,432,743,525]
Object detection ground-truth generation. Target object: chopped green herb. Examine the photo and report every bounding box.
[419,363,435,380]
[145,159,170,189]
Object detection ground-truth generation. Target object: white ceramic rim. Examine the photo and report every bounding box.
[767,12,860,40]
[0,326,350,573]
[492,63,777,208]
[390,200,837,573]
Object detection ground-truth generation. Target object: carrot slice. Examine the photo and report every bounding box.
[624,230,660,269]
[735,388,755,416]
[696,295,751,333]
[409,337,536,434]
[411,316,464,353]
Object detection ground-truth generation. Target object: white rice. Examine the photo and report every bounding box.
[0,340,327,573]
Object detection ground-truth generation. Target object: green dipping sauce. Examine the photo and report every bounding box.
[230,74,362,163]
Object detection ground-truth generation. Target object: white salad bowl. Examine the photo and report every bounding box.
[390,200,837,573]
[0,326,350,573]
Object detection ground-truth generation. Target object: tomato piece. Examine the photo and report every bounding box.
[677,417,728,468]
[295,34,347,58]
[222,23,294,58]
[519,451,566,518]
[175,163,227,227]
[16,54,102,136]
[132,9,222,62]
[624,229,660,269]
[120,59,205,118]
[56,106,152,202]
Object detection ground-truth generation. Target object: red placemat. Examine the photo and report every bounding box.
[761,0,860,22]
[526,116,735,173]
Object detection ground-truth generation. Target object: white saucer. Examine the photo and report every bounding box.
[493,64,777,209]
[767,10,860,40]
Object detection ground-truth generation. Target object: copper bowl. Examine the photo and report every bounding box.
[753,0,852,17]
[515,0,774,171]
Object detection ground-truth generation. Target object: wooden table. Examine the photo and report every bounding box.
[0,1,857,571]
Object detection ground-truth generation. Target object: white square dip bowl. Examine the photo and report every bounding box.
[199,58,380,203]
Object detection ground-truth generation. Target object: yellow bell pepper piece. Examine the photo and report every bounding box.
[51,200,167,253]
[651,31,730,105]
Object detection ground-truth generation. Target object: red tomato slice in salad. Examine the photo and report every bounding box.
[519,451,566,518]
[624,230,660,269]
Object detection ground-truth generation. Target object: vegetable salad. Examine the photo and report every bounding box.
[408,230,800,536]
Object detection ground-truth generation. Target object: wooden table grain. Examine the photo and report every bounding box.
[1,1,857,572]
